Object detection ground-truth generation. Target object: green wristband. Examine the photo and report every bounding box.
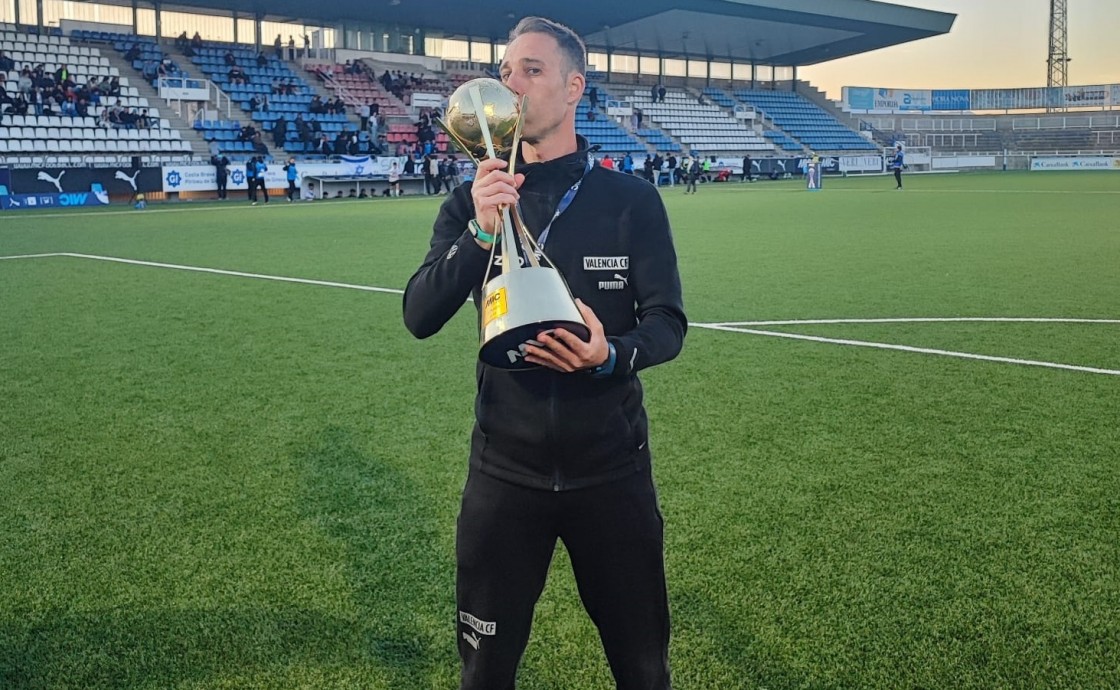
[469,219,496,244]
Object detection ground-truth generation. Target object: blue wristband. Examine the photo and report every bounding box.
[591,342,617,378]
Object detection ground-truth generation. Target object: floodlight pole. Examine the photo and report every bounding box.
[1046,0,1069,113]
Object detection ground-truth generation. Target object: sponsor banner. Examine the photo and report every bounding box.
[161,157,408,192]
[931,156,997,170]
[840,155,883,173]
[1062,84,1109,108]
[11,167,162,195]
[971,87,1061,110]
[932,89,970,111]
[1029,156,1120,171]
[411,92,445,109]
[796,156,841,174]
[849,83,1120,111]
[1,190,111,210]
[844,87,875,110]
[843,87,930,111]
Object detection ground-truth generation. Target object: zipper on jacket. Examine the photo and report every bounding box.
[548,376,561,491]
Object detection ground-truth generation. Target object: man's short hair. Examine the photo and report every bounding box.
[508,16,586,76]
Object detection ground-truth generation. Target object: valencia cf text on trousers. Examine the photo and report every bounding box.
[455,467,671,690]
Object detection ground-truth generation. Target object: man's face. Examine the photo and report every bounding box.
[499,32,582,146]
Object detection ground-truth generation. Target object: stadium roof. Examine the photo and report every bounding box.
[138,0,956,65]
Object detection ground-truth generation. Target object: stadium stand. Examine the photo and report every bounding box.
[0,23,191,166]
[628,88,775,155]
[734,89,879,152]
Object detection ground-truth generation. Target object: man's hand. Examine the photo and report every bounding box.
[470,158,525,248]
[524,299,610,373]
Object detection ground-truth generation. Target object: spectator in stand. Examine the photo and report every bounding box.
[191,32,203,51]
[288,36,296,61]
[316,134,331,156]
[658,84,667,102]
[650,83,658,103]
[5,93,28,116]
[142,60,157,82]
[333,131,348,154]
[588,84,599,109]
[175,31,189,50]
[295,114,312,144]
[54,64,71,86]
[98,106,111,128]
[256,51,268,68]
[272,116,287,148]
[75,98,89,118]
[303,34,311,59]
[60,96,77,117]
[0,50,14,73]
[224,50,236,66]
[17,69,32,98]
[273,35,282,59]
[359,102,370,131]
[107,76,121,97]
[124,43,141,62]
[238,123,257,142]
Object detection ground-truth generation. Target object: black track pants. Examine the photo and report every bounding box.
[456,468,671,690]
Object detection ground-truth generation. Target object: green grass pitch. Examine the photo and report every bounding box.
[2,171,1118,689]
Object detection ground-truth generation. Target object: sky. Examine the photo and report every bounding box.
[800,0,1120,99]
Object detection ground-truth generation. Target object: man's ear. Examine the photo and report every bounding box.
[567,71,586,105]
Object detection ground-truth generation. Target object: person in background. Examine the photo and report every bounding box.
[284,157,299,202]
[891,143,905,190]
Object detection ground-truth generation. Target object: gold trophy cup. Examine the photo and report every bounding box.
[438,78,590,370]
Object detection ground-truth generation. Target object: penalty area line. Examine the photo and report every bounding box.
[691,322,1120,377]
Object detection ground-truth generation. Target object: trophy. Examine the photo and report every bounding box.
[438,78,590,370]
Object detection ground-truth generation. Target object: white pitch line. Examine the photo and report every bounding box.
[715,317,1120,327]
[2,252,405,295]
[692,323,1120,377]
[0,252,68,260]
[4,252,1117,376]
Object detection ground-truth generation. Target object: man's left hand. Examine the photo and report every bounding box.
[524,299,609,373]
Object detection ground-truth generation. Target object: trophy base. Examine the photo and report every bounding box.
[480,320,591,370]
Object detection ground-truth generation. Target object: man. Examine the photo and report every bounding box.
[213,154,230,199]
[685,156,700,194]
[283,157,298,201]
[254,157,269,203]
[891,143,905,190]
[245,158,257,204]
[403,16,685,690]
[742,154,753,183]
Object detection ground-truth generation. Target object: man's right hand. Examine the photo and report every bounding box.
[470,158,525,242]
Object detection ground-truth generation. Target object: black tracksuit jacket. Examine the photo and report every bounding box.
[403,139,686,491]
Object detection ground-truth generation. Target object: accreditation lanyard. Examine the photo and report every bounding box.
[530,159,594,250]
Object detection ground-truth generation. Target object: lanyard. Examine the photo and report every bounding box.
[531,159,593,250]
